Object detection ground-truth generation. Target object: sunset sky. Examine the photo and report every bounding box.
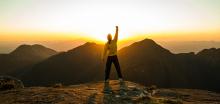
[0,0,220,43]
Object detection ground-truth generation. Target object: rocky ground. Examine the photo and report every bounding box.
[0,80,220,104]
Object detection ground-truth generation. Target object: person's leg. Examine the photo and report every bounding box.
[113,55,125,90]
[112,55,123,79]
[105,56,112,82]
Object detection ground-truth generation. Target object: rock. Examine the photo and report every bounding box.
[115,95,120,98]
[0,80,219,104]
[145,85,157,96]
[139,92,146,98]
[158,98,183,104]
[0,76,24,91]
[52,83,62,88]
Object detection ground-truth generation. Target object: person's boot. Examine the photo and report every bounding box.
[103,80,112,93]
[119,78,126,90]
[118,78,123,83]
[105,79,109,84]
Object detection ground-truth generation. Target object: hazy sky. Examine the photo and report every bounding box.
[0,0,220,42]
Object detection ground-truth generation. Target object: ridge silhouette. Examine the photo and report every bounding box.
[0,39,220,92]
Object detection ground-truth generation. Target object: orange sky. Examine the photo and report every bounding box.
[0,0,220,42]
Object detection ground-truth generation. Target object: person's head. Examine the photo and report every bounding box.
[107,33,112,41]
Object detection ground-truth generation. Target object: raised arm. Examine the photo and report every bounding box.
[113,26,119,41]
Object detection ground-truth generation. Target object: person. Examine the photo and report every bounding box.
[102,26,123,84]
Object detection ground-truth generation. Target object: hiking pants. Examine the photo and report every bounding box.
[105,55,123,81]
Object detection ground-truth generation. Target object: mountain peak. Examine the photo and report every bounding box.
[140,38,156,44]
[119,38,171,55]
[0,80,160,103]
[131,38,161,48]
[15,44,46,49]
[10,44,57,58]
[84,42,97,45]
[12,44,31,51]
[198,48,220,54]
[197,48,220,59]
[1,80,219,104]
[67,42,102,53]
[10,44,57,55]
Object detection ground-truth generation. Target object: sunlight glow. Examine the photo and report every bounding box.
[0,0,220,42]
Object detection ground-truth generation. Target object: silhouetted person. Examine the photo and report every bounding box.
[102,26,123,84]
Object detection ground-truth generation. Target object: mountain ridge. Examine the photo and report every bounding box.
[1,38,220,92]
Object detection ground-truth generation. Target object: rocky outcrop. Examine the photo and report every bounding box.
[0,80,219,104]
[0,76,24,91]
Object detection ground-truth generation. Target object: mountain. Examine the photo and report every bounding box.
[196,48,220,91]
[118,39,209,89]
[16,39,220,92]
[10,44,57,59]
[21,42,104,85]
[118,39,175,87]
[1,80,220,104]
[119,39,220,91]
[0,44,57,75]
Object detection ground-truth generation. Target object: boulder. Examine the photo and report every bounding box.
[0,76,24,91]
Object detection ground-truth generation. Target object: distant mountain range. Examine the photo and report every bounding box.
[1,40,220,53]
[157,41,220,53]
[0,39,220,92]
